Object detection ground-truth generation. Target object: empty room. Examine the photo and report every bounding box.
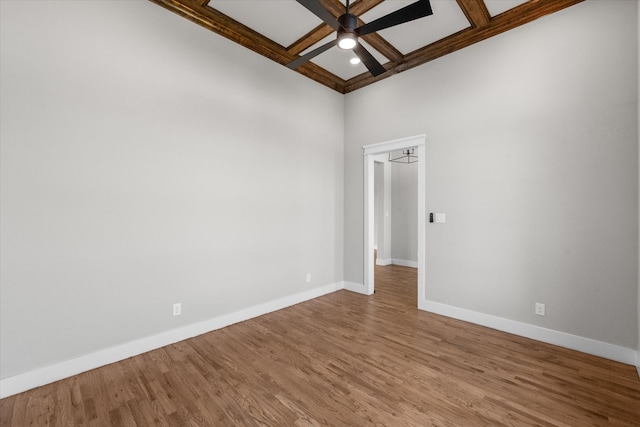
[1,0,639,425]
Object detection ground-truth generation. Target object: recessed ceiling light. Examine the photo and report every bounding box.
[350,57,361,65]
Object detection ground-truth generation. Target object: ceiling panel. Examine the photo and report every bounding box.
[208,0,318,47]
[484,0,530,17]
[360,0,470,55]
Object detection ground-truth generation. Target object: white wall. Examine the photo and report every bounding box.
[373,155,392,265]
[345,0,638,350]
[391,162,418,264]
[0,0,344,381]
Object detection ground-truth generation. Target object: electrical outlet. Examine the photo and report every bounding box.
[173,303,181,316]
[306,273,311,283]
[535,303,545,316]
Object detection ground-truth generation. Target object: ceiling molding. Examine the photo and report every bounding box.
[149,0,585,94]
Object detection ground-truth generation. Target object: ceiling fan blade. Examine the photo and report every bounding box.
[287,39,338,70]
[352,42,386,77]
[295,0,341,31]
[357,0,433,37]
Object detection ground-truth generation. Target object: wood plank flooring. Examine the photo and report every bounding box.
[2,264,639,426]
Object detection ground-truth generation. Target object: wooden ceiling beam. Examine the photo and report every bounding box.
[361,32,403,63]
[286,0,342,55]
[150,0,288,63]
[344,0,585,93]
[319,0,347,17]
[456,0,490,29]
[287,24,333,56]
[150,0,586,93]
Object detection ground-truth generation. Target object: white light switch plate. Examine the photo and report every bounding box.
[435,213,446,223]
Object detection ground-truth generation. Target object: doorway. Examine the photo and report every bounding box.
[363,135,426,305]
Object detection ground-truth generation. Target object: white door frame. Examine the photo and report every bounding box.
[363,134,426,301]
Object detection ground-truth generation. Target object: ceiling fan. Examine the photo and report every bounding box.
[287,0,433,77]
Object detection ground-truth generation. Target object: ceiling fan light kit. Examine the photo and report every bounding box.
[288,0,433,77]
[337,12,358,50]
[337,33,357,50]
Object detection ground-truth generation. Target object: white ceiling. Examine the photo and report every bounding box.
[208,0,530,80]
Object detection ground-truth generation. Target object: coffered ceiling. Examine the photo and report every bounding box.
[149,0,585,93]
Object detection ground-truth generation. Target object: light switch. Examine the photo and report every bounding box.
[435,213,446,223]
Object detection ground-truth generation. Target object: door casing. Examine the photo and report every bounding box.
[363,134,426,302]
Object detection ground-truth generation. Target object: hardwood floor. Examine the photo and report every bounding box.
[2,265,639,426]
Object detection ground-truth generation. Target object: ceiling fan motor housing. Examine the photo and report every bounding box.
[338,13,358,32]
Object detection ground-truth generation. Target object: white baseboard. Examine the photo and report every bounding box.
[343,281,370,295]
[391,259,418,268]
[420,299,638,366]
[374,259,417,268]
[0,282,344,399]
[636,353,640,379]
